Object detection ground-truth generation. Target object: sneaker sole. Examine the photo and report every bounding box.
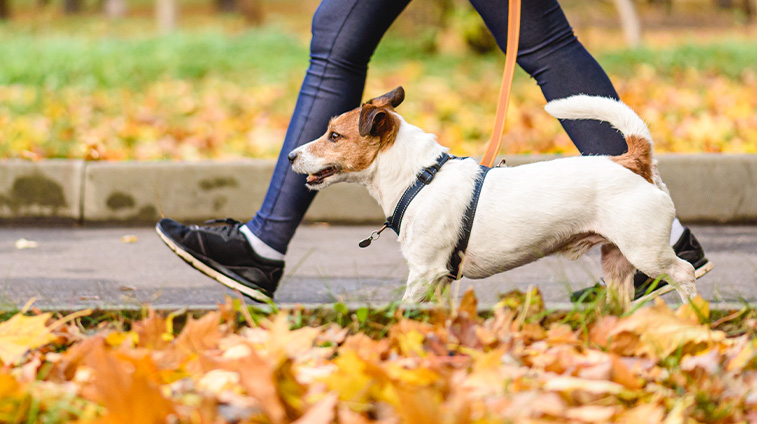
[155,224,273,304]
[630,260,714,306]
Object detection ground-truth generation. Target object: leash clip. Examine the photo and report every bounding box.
[359,223,388,248]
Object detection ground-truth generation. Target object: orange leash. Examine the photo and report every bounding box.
[480,0,521,168]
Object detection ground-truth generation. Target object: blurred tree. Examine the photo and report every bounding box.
[105,0,126,18]
[613,0,641,47]
[64,0,82,14]
[215,0,263,26]
[0,0,9,19]
[716,0,755,21]
[157,0,177,33]
[454,4,497,54]
[238,0,263,26]
[216,0,235,12]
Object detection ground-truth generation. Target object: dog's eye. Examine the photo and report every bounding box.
[329,132,341,142]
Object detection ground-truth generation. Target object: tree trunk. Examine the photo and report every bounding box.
[64,0,82,14]
[742,0,754,22]
[105,0,126,18]
[613,0,642,48]
[216,0,236,13]
[156,0,177,33]
[0,0,10,19]
[239,0,263,26]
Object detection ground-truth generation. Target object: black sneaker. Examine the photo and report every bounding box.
[156,218,284,303]
[570,227,713,303]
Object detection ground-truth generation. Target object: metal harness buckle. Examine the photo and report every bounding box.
[417,163,440,184]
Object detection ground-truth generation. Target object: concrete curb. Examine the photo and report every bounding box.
[1,154,756,224]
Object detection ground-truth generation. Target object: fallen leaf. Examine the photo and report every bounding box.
[14,239,38,249]
[292,393,338,424]
[87,344,175,424]
[120,235,139,243]
[543,376,625,395]
[565,405,618,422]
[0,313,56,365]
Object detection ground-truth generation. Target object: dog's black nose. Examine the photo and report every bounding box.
[288,151,298,164]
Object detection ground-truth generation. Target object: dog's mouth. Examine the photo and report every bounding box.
[306,166,340,186]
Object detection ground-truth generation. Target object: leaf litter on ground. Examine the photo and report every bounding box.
[2,290,757,423]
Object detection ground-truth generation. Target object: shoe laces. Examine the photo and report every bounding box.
[202,218,243,237]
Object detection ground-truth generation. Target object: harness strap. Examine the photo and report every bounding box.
[385,153,452,235]
[447,165,491,280]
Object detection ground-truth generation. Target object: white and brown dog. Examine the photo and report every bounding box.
[287,87,697,306]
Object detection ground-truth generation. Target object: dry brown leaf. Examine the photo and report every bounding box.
[176,312,222,353]
[132,310,171,350]
[458,287,478,318]
[609,300,724,358]
[232,350,288,424]
[564,405,618,422]
[87,343,174,424]
[610,355,643,390]
[293,393,338,424]
[543,376,624,395]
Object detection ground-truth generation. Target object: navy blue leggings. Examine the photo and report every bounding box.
[246,0,627,254]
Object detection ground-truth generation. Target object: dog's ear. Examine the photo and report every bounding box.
[359,104,386,137]
[359,104,397,140]
[367,86,405,109]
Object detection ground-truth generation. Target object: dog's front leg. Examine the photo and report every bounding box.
[402,269,451,303]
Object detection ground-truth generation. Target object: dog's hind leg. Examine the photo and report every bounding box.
[638,252,697,303]
[601,244,636,308]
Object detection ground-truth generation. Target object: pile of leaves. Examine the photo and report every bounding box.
[2,290,757,423]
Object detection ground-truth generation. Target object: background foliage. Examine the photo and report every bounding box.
[0,0,755,160]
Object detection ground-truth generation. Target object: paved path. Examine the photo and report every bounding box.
[1,225,755,309]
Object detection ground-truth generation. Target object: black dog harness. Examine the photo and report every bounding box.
[359,153,491,280]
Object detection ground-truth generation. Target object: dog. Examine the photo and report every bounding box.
[287,87,697,307]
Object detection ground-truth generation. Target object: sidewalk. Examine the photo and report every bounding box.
[2,224,756,310]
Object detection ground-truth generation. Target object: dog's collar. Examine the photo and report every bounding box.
[358,152,492,281]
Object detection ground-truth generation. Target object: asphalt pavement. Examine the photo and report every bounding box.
[1,224,756,310]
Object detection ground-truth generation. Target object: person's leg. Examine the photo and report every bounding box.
[246,0,411,255]
[156,0,412,302]
[469,0,628,156]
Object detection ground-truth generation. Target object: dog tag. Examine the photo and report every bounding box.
[358,224,388,248]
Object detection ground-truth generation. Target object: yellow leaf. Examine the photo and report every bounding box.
[0,313,56,365]
[105,331,139,348]
[675,295,709,323]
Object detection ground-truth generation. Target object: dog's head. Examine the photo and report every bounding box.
[288,86,405,190]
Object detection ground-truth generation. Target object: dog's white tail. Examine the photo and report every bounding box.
[545,95,668,192]
[544,95,653,143]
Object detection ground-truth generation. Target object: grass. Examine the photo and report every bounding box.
[1,25,756,90]
[0,28,309,89]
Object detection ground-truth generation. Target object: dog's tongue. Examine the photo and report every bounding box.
[307,175,318,184]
